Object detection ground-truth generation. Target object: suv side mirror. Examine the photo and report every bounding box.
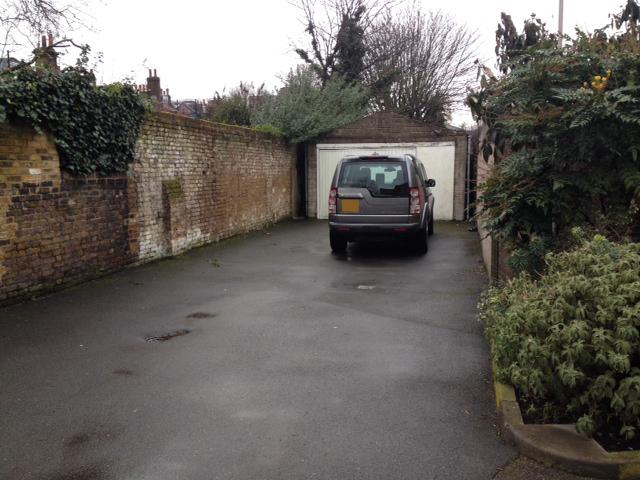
[425,179,436,188]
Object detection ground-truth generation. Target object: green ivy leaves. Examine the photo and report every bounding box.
[0,66,149,175]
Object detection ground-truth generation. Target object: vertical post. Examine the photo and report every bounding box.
[558,0,564,47]
[465,134,471,221]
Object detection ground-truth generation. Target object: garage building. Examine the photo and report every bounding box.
[305,111,469,221]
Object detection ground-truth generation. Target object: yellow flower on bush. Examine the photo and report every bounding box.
[590,70,612,93]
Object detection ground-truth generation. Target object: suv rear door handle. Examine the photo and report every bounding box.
[337,193,364,199]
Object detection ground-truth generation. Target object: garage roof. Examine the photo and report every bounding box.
[314,111,466,144]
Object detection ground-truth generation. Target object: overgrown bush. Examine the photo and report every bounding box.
[252,123,283,137]
[253,65,369,143]
[209,95,252,126]
[0,66,148,175]
[482,233,640,443]
[468,5,640,273]
[207,82,266,127]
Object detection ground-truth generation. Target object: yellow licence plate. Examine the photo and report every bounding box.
[341,199,360,213]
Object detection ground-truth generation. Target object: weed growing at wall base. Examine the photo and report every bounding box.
[0,66,149,175]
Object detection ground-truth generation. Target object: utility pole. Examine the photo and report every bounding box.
[558,0,564,47]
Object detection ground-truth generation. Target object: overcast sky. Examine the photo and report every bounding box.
[60,0,623,125]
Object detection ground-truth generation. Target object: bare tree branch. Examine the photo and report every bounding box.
[0,36,88,74]
[291,0,404,84]
[0,0,92,60]
[364,7,478,123]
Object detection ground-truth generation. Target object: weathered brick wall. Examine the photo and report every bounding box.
[132,113,296,260]
[306,111,467,219]
[0,123,136,302]
[0,114,296,303]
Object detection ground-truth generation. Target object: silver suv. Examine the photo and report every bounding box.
[328,154,435,254]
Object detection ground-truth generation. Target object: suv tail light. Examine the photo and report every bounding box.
[329,188,337,214]
[410,187,422,214]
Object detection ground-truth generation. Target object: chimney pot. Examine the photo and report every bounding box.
[48,33,53,46]
[153,69,157,77]
[41,35,47,48]
[148,69,152,77]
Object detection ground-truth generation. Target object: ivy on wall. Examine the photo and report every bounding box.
[0,66,149,175]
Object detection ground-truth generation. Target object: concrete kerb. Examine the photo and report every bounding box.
[493,378,640,479]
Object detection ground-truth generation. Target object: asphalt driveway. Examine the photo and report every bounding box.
[0,220,515,480]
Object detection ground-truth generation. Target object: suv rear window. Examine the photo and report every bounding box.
[338,160,409,197]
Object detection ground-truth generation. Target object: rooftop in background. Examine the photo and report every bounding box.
[0,57,20,72]
[137,69,209,119]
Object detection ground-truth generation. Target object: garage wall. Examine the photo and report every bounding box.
[306,112,468,221]
[416,142,456,220]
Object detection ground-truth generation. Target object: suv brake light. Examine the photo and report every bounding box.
[410,187,422,214]
[329,188,337,214]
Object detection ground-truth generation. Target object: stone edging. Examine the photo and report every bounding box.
[494,380,640,479]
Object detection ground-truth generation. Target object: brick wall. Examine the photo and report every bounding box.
[132,114,296,260]
[306,111,468,219]
[0,113,296,303]
[0,123,135,302]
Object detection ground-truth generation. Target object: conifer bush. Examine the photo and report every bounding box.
[482,233,640,444]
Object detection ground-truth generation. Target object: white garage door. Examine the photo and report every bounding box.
[316,142,455,220]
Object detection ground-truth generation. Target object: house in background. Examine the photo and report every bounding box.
[137,69,176,113]
[2,34,58,72]
[175,99,207,119]
[137,70,209,119]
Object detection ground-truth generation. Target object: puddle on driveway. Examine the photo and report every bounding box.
[144,329,190,343]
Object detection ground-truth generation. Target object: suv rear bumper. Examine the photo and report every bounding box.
[329,221,421,238]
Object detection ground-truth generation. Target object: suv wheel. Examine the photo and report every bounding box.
[414,228,429,255]
[330,232,347,253]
